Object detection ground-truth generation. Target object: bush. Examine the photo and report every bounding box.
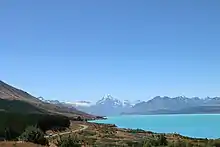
[142,134,168,146]
[158,134,168,146]
[56,135,81,147]
[210,139,220,147]
[0,111,70,139]
[19,126,48,145]
[126,140,143,147]
[128,128,146,133]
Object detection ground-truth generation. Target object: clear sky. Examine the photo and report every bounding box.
[1,0,220,102]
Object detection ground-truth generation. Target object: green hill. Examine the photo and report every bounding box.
[0,80,94,139]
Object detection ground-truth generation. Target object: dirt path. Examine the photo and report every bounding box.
[45,124,88,138]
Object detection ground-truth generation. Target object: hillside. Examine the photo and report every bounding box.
[0,80,41,103]
[0,80,99,139]
[0,80,94,119]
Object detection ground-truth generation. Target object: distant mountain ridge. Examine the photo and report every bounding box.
[54,95,220,116]
[77,94,139,116]
[124,96,220,115]
[41,94,142,116]
[47,94,143,116]
[35,90,220,116]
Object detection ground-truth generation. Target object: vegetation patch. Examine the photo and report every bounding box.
[56,135,81,147]
[19,126,48,145]
[0,111,70,140]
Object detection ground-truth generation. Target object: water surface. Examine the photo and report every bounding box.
[91,114,220,139]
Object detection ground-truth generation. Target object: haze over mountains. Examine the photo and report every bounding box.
[2,79,220,117]
[125,96,220,115]
[39,94,141,116]
[74,94,142,116]
[42,93,220,116]
[76,96,220,116]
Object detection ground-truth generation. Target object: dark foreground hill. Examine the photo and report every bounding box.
[0,80,94,119]
[0,80,95,139]
[0,98,70,139]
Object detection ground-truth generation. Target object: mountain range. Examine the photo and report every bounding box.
[124,96,220,115]
[44,95,220,116]
[40,94,142,116]
[12,77,219,117]
[75,94,141,116]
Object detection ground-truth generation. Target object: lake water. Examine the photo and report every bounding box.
[91,114,220,139]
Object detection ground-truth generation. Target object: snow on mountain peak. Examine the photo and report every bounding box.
[96,94,123,106]
[94,95,144,108]
[104,94,114,100]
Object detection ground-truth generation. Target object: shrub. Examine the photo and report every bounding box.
[19,126,48,145]
[158,134,168,146]
[211,139,220,147]
[125,140,142,147]
[168,140,193,147]
[142,134,168,146]
[128,128,146,133]
[5,127,12,140]
[56,135,81,147]
[79,130,96,136]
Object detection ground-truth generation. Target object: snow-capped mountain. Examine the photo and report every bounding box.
[37,97,61,104]
[95,94,140,107]
[96,94,123,107]
[37,95,220,116]
[125,96,220,115]
[37,95,143,116]
[38,97,93,108]
[74,94,142,116]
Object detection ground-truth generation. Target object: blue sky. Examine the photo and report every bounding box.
[1,0,220,102]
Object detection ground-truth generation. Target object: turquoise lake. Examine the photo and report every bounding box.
[91,114,220,139]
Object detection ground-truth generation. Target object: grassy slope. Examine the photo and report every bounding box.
[65,121,220,147]
[0,80,95,119]
[0,80,93,139]
[0,142,44,147]
[0,99,46,114]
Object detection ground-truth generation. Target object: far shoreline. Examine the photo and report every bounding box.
[87,120,218,140]
[88,113,220,139]
[120,112,220,116]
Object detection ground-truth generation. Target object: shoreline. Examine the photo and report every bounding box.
[121,112,220,116]
[87,121,216,140]
[74,120,220,147]
[88,121,218,140]
[88,114,220,139]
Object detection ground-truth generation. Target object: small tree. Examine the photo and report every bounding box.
[5,127,11,140]
[76,116,83,121]
[56,135,81,147]
[142,134,168,147]
[142,135,159,146]
[158,134,168,146]
[211,139,220,147]
[168,139,194,147]
[19,126,48,145]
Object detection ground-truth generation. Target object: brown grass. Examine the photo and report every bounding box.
[0,141,45,147]
[2,121,214,147]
